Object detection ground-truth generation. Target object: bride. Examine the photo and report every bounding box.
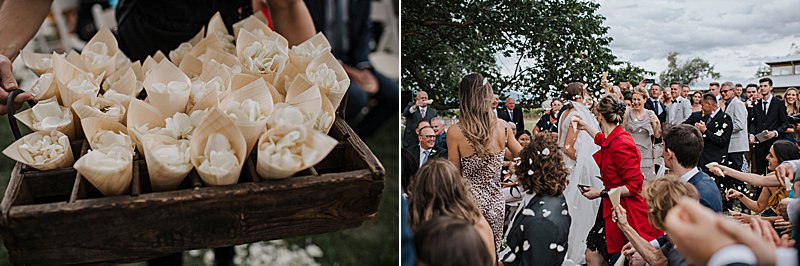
[557,83,603,265]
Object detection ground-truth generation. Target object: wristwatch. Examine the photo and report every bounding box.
[600,189,609,198]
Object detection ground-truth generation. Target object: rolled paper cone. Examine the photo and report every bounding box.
[232,15,272,39]
[130,60,144,81]
[74,146,133,196]
[142,134,192,191]
[20,50,55,75]
[23,73,59,102]
[126,98,167,154]
[235,28,289,85]
[203,49,241,70]
[221,77,272,155]
[81,116,131,151]
[187,86,220,114]
[152,50,167,63]
[231,74,283,103]
[103,66,137,96]
[189,108,247,186]
[65,50,89,72]
[53,54,100,107]
[288,32,331,72]
[256,126,337,179]
[305,52,349,110]
[14,98,76,139]
[81,28,119,77]
[197,59,232,95]
[179,54,203,79]
[141,56,158,77]
[143,60,192,116]
[206,12,230,38]
[318,94,336,133]
[189,26,205,46]
[71,97,126,124]
[189,36,226,59]
[2,130,75,171]
[285,75,322,118]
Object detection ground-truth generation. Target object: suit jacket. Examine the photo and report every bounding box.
[748,95,789,145]
[305,0,373,69]
[402,102,438,148]
[644,98,667,123]
[401,145,446,193]
[687,170,724,213]
[498,106,525,133]
[666,96,692,125]
[724,97,749,153]
[684,110,733,167]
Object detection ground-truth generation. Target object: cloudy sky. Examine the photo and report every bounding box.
[596,0,800,86]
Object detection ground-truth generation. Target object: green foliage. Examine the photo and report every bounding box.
[658,52,721,86]
[402,0,652,109]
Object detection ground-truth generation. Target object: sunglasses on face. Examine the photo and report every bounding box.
[422,135,436,138]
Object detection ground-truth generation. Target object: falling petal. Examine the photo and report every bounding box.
[562,209,568,215]
[504,253,516,263]
[528,169,534,176]
[541,148,550,155]
[522,209,535,216]
[550,243,557,249]
[542,209,551,217]
[523,241,530,251]
[556,245,564,252]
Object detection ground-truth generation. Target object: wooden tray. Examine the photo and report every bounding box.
[0,118,384,265]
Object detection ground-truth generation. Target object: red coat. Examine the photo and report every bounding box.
[592,126,663,254]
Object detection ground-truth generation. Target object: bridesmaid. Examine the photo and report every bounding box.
[576,95,663,265]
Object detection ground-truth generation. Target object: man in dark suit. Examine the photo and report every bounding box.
[304,0,398,138]
[748,77,789,175]
[683,94,733,175]
[644,84,668,123]
[663,124,723,212]
[497,97,524,133]
[401,126,446,193]
[492,93,502,117]
[402,91,438,148]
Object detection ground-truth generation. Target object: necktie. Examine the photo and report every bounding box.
[420,108,426,118]
[421,150,430,166]
[654,100,660,114]
[509,109,513,118]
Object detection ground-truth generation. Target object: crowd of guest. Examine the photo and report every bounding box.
[402,74,800,266]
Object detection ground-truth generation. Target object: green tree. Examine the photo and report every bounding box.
[402,0,651,109]
[658,52,721,86]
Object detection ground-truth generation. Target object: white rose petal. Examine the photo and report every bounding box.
[523,240,530,251]
[522,209,535,216]
[541,148,550,155]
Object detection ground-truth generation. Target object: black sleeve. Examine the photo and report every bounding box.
[775,99,790,134]
[349,0,372,69]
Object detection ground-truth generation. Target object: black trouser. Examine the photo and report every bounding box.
[345,70,399,139]
[721,152,746,210]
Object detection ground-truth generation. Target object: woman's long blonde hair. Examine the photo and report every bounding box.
[459,73,496,156]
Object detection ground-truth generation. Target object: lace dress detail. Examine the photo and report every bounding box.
[459,126,506,253]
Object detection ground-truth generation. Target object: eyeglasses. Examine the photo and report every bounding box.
[422,135,436,138]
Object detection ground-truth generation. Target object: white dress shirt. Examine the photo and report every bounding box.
[419,146,432,166]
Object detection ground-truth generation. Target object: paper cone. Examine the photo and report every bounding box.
[152,50,167,63]
[220,77,272,155]
[288,32,331,70]
[189,26,205,46]
[81,28,119,77]
[232,15,272,39]
[318,94,336,133]
[126,98,167,154]
[256,126,337,179]
[189,36,226,59]
[306,52,349,110]
[207,12,229,39]
[23,72,59,102]
[53,54,100,107]
[81,116,133,152]
[20,50,55,75]
[198,59,232,90]
[14,97,75,139]
[143,60,191,116]
[235,29,289,84]
[2,130,74,171]
[65,50,89,72]
[203,49,241,70]
[102,66,137,96]
[74,146,133,196]
[286,75,323,118]
[179,54,203,79]
[131,60,144,81]
[141,134,192,191]
[71,97,126,124]
[142,56,159,76]
[189,108,247,186]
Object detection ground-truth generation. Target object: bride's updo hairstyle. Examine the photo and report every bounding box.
[594,95,626,125]
[561,82,585,112]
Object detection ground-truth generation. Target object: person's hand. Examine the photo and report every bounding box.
[613,206,629,227]
[749,134,756,144]
[779,198,793,221]
[663,198,738,266]
[639,79,647,88]
[343,64,378,95]
[729,210,752,224]
[649,112,659,126]
[621,242,636,259]
[717,216,779,265]
[766,130,778,139]
[0,54,33,116]
[775,162,795,185]
[779,233,796,248]
[694,121,707,133]
[725,189,744,201]
[572,115,587,131]
[774,218,792,235]
[581,186,602,200]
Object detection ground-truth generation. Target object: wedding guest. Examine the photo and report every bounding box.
[431,117,447,149]
[749,77,789,175]
[401,126,446,193]
[414,217,494,266]
[534,99,561,134]
[735,83,745,101]
[661,85,674,110]
[784,87,799,142]
[623,87,661,180]
[745,83,761,109]
[662,124,724,212]
[499,97,525,133]
[492,93,501,117]
[516,130,532,148]
[615,175,700,266]
[644,84,667,123]
[407,159,496,263]
[709,82,721,101]
[500,134,571,266]
[681,84,691,99]
[666,82,692,125]
[723,82,749,174]
[691,91,703,113]
[683,94,733,179]
[576,95,663,264]
[447,73,522,252]
[403,91,438,148]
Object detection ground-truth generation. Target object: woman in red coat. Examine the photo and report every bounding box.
[576,95,663,265]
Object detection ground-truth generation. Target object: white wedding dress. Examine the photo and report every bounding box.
[558,101,603,265]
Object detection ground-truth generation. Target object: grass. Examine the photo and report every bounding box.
[0,116,398,265]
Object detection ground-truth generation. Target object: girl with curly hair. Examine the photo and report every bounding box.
[499,133,571,266]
